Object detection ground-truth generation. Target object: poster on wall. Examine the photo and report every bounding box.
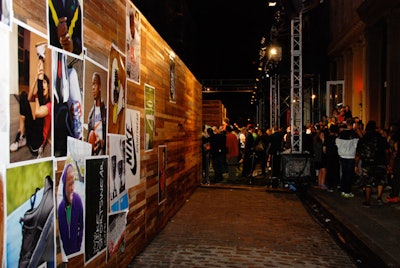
[158,145,167,204]
[108,44,126,135]
[84,156,108,265]
[9,24,53,163]
[169,56,176,103]
[6,160,55,268]
[83,57,108,156]
[1,0,11,28]
[126,1,141,84]
[56,137,90,261]
[144,84,155,151]
[47,0,83,57]
[0,172,4,266]
[107,210,128,261]
[57,158,85,261]
[108,134,129,212]
[125,108,140,189]
[52,50,84,157]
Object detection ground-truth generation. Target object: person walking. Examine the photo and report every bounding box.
[336,118,359,198]
[356,121,390,207]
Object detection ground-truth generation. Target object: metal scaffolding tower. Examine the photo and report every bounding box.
[269,74,280,129]
[290,13,303,153]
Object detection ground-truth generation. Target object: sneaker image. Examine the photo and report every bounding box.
[10,131,27,152]
[18,176,54,268]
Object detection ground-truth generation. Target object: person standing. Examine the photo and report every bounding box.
[241,126,254,177]
[87,72,107,155]
[325,124,340,192]
[208,127,226,182]
[314,130,328,190]
[356,121,390,207]
[336,118,359,198]
[225,125,239,181]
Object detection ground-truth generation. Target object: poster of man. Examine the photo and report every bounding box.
[84,57,108,156]
[47,0,83,56]
[108,134,128,212]
[126,2,140,84]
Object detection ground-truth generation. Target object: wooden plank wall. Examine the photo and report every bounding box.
[202,99,226,128]
[11,0,203,267]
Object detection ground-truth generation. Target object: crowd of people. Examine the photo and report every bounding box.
[202,105,400,207]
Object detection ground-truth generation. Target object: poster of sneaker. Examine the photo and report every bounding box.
[52,51,84,157]
[108,134,129,212]
[125,108,140,189]
[5,160,55,268]
[144,84,155,152]
[108,44,126,135]
[9,23,53,163]
[84,156,108,265]
[106,210,127,261]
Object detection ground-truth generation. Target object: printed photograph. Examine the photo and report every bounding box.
[107,211,127,261]
[83,57,108,156]
[84,156,108,265]
[9,24,52,163]
[108,44,126,135]
[108,134,128,212]
[47,0,83,56]
[52,50,84,157]
[158,145,167,204]
[6,160,55,268]
[126,2,141,84]
[144,84,154,151]
[56,158,85,260]
[125,108,140,189]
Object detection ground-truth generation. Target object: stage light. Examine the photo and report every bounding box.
[268,1,277,7]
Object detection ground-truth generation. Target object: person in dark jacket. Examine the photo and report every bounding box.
[48,0,82,55]
[356,121,390,207]
[58,163,84,256]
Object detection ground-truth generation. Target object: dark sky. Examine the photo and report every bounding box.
[131,1,329,126]
[132,0,278,125]
[133,0,276,80]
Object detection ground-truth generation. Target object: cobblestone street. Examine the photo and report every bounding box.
[130,187,356,267]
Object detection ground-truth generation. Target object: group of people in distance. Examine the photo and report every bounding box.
[202,108,400,207]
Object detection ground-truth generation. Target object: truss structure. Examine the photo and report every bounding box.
[290,14,303,153]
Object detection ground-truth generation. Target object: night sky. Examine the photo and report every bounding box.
[131,0,329,126]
